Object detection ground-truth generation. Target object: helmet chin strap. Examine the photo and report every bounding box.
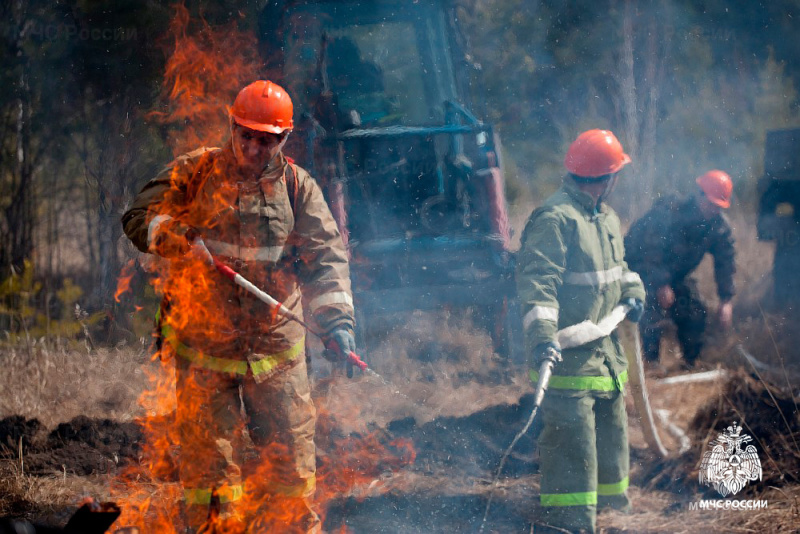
[230,121,243,163]
[262,133,290,174]
[598,173,619,205]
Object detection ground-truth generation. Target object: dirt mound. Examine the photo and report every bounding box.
[643,370,800,496]
[0,416,42,454]
[1,386,537,481]
[0,416,142,476]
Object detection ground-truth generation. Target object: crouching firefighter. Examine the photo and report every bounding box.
[624,170,735,369]
[516,130,646,533]
[122,80,356,533]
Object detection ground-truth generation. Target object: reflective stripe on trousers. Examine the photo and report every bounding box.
[597,476,629,496]
[161,323,305,377]
[183,473,317,506]
[540,476,629,507]
[530,369,628,391]
[251,475,317,499]
[184,484,244,506]
[538,391,629,533]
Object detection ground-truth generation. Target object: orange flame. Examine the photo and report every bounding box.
[112,5,415,532]
[148,3,262,156]
[114,259,137,303]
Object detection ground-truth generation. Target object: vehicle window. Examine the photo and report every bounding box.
[283,10,434,126]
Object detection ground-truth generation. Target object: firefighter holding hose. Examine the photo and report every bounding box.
[516,130,646,533]
[122,80,355,533]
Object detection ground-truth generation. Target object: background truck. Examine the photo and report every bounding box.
[757,127,800,308]
[261,0,521,358]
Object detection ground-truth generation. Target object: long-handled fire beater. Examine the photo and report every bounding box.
[190,238,380,379]
[479,304,667,531]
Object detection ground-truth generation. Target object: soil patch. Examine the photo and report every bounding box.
[0,416,142,476]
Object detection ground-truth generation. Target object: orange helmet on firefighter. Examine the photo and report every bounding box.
[564,129,631,178]
[230,80,294,134]
[696,170,732,208]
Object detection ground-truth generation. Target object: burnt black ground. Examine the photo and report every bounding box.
[321,393,541,532]
[325,492,534,533]
[1,393,543,531]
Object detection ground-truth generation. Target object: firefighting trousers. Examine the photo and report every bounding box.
[176,354,320,533]
[640,281,706,365]
[538,390,629,534]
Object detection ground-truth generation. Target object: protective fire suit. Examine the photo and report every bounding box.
[122,145,354,532]
[516,181,645,533]
[624,195,735,365]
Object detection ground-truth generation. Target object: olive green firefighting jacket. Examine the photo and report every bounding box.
[122,145,354,375]
[516,181,646,394]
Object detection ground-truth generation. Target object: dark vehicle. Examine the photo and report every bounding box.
[757,128,800,309]
[261,0,520,357]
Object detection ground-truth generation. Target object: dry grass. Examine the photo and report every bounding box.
[1,340,152,427]
[317,309,531,433]
[0,461,109,520]
[0,340,151,521]
[600,484,800,533]
[2,206,800,531]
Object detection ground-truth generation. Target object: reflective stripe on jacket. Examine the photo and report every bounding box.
[516,181,646,390]
[162,321,305,378]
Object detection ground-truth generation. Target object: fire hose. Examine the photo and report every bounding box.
[191,238,378,379]
[479,304,666,531]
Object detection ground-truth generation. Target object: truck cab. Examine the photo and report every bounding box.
[261,0,520,356]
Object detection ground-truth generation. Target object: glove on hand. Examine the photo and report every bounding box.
[533,342,562,366]
[151,220,195,258]
[323,328,356,363]
[622,297,644,323]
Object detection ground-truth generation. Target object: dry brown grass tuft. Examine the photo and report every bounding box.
[0,460,109,521]
[0,340,149,521]
[600,484,800,533]
[1,341,152,427]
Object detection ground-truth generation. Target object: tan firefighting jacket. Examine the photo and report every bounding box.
[122,145,354,379]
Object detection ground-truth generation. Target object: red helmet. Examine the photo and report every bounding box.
[696,170,732,208]
[564,129,631,178]
[230,80,294,134]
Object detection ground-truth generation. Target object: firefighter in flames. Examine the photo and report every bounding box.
[517,130,646,533]
[122,80,355,533]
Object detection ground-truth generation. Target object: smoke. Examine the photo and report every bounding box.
[317,310,530,431]
[460,0,800,220]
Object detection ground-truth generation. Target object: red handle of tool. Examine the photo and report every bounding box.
[199,241,369,371]
[347,351,368,371]
[213,259,237,281]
